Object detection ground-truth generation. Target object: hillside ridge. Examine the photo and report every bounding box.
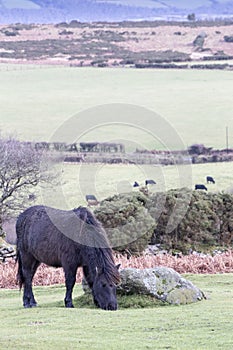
[0,0,233,24]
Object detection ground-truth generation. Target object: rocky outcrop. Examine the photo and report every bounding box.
[117,267,205,305]
[82,266,205,305]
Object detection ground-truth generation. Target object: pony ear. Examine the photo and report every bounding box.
[115,264,121,270]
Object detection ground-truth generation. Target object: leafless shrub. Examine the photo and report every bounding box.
[0,133,57,228]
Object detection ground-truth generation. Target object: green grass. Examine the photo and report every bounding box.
[38,161,233,209]
[0,67,233,150]
[75,292,165,309]
[0,274,233,349]
[1,65,233,211]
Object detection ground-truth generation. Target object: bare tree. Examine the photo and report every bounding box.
[0,134,55,234]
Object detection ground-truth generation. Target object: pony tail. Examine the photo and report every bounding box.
[16,251,24,290]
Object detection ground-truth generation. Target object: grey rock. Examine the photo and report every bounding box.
[117,267,205,305]
[144,244,168,256]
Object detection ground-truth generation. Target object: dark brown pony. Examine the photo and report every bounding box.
[16,205,120,310]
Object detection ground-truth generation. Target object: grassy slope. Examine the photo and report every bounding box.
[0,67,233,150]
[94,0,210,9]
[38,162,233,209]
[2,0,231,11]
[0,274,233,350]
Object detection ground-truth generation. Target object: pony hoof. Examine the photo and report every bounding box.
[65,303,74,308]
[30,303,37,308]
[24,302,37,308]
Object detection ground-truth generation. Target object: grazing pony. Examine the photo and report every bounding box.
[16,205,120,310]
[206,176,215,184]
[145,179,156,186]
[195,184,208,191]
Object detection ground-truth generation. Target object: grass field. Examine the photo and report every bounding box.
[0,274,233,350]
[1,66,233,350]
[0,67,233,150]
[38,161,233,209]
[1,65,233,243]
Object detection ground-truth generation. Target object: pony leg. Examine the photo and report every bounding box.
[83,266,93,289]
[21,255,40,308]
[64,268,77,308]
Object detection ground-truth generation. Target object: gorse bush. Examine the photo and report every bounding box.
[217,193,233,245]
[147,189,220,253]
[94,192,155,255]
[146,189,233,253]
[95,189,233,255]
[149,189,233,253]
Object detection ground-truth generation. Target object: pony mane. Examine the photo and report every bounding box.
[73,207,121,285]
[72,206,111,248]
[96,247,121,285]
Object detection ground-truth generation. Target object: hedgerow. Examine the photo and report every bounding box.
[95,189,233,255]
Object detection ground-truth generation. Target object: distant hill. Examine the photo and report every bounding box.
[0,0,233,24]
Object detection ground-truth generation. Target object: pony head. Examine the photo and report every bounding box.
[92,264,120,311]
